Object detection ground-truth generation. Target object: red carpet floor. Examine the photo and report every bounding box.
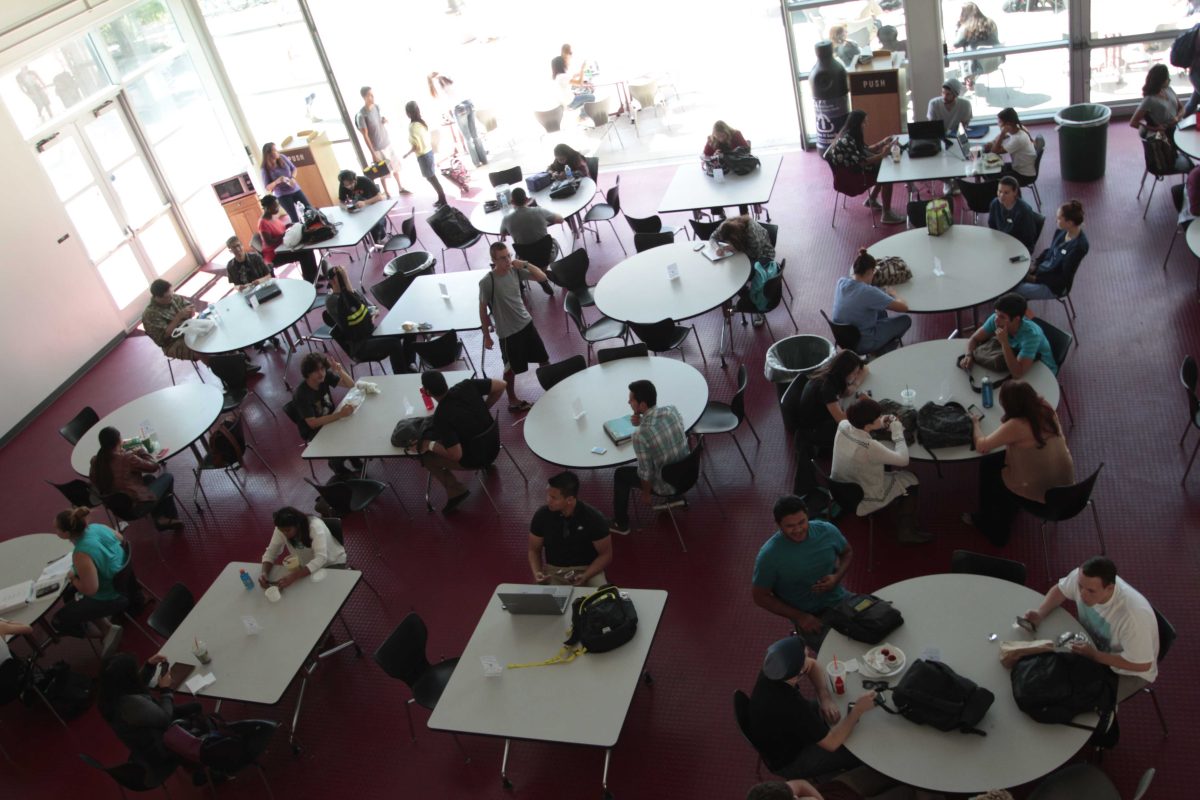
[2,122,1196,800]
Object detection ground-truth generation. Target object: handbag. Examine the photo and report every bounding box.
[364,160,391,179]
[871,256,912,287]
[971,337,1009,372]
[925,198,953,237]
[822,593,904,644]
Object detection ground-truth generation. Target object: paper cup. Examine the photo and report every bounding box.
[826,660,847,693]
[264,585,282,603]
[899,388,917,407]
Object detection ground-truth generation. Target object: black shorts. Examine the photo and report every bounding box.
[498,322,548,375]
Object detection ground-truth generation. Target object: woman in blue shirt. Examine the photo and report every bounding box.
[1017,200,1088,300]
[51,507,129,653]
[260,142,312,224]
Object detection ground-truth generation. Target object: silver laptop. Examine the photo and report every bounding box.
[953,126,971,161]
[498,586,573,615]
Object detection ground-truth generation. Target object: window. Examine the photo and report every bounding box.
[97,0,184,79]
[1090,3,1195,40]
[0,37,109,138]
[1089,38,1194,106]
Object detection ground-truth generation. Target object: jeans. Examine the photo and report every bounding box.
[1016,281,1058,300]
[53,590,130,637]
[569,92,596,111]
[145,472,179,522]
[453,100,487,167]
[856,314,912,355]
[777,741,861,781]
[277,189,313,224]
[611,465,643,526]
[1186,69,1200,117]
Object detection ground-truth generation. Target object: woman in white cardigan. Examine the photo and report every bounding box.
[830,398,931,544]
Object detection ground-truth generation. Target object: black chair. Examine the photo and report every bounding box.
[192,411,276,512]
[374,613,467,754]
[488,166,523,187]
[209,353,276,423]
[1030,317,1075,426]
[954,178,1000,224]
[47,478,106,519]
[534,106,564,134]
[369,271,413,312]
[321,517,382,599]
[383,250,436,278]
[79,753,173,796]
[630,319,706,364]
[688,218,721,242]
[824,473,877,571]
[641,441,717,552]
[1030,210,1047,251]
[758,222,795,306]
[196,718,279,794]
[1137,132,1191,220]
[827,161,878,228]
[564,292,627,363]
[283,400,319,480]
[1014,463,1106,579]
[819,308,899,360]
[633,231,674,252]
[582,177,627,256]
[382,208,421,254]
[597,342,648,363]
[430,217,483,271]
[102,489,194,538]
[625,212,682,239]
[326,311,389,378]
[692,364,760,477]
[147,582,195,639]
[512,235,558,269]
[1180,355,1200,483]
[950,549,1027,585]
[732,274,798,341]
[1116,609,1175,736]
[59,406,98,446]
[584,155,602,200]
[547,248,595,313]
[1018,134,1047,211]
[424,414,528,514]
[535,355,586,391]
[732,689,781,778]
[1029,763,1155,800]
[306,476,408,546]
[411,330,475,373]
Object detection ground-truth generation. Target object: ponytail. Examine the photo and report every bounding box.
[1059,200,1084,226]
[54,506,91,539]
[852,247,877,276]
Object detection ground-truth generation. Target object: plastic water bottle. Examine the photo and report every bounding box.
[890,141,901,162]
[981,376,994,409]
[420,387,435,411]
[564,165,573,180]
[239,569,254,590]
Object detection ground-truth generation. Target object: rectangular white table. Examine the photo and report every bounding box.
[878,137,1002,184]
[429,584,668,794]
[303,371,473,460]
[295,200,397,258]
[657,153,782,214]
[158,561,361,751]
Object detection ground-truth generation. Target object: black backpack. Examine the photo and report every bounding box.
[563,585,638,654]
[428,203,476,246]
[207,412,246,468]
[870,399,916,446]
[882,659,994,736]
[720,146,761,176]
[1011,651,1117,729]
[300,206,338,244]
[36,661,94,720]
[822,593,904,644]
[1171,24,1200,68]
[916,401,973,451]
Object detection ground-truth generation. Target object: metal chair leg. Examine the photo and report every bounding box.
[475,472,502,515]
[1146,687,1168,735]
[664,507,687,552]
[500,443,529,484]
[744,415,761,444]
[1089,500,1106,555]
[387,481,412,518]
[452,733,471,763]
[1137,169,1149,199]
[729,433,754,478]
[1143,178,1159,220]
[404,698,416,741]
[691,325,707,365]
[246,444,277,478]
[1163,226,1180,270]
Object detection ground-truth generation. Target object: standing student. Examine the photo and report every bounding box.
[259,507,347,590]
[428,71,487,168]
[401,101,447,208]
[260,142,312,224]
[356,86,409,198]
[51,507,129,656]
[527,471,613,587]
[479,242,552,412]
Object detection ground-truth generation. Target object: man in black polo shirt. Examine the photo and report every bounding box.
[337,168,388,243]
[527,471,612,587]
[292,352,362,477]
[418,370,506,512]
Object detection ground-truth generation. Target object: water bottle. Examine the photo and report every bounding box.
[239,569,255,590]
[144,425,159,455]
[564,165,573,180]
[890,141,901,163]
[981,376,993,409]
[420,387,435,411]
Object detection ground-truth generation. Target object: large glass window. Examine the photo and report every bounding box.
[1089,37,1194,106]
[0,36,109,138]
[1090,2,1195,39]
[97,0,184,78]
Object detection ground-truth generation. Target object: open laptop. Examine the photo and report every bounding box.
[907,120,945,158]
[498,586,574,615]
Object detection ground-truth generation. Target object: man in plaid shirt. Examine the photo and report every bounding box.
[610,379,689,535]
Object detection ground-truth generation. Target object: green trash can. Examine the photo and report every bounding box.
[1054,104,1112,182]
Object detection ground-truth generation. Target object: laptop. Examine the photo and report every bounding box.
[907,120,945,158]
[498,586,574,615]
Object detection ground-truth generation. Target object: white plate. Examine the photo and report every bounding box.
[861,643,906,677]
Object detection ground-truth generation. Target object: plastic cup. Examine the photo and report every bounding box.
[826,660,847,694]
[264,586,282,603]
[900,388,916,407]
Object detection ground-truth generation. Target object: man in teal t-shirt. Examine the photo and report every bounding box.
[961,292,1057,377]
[752,495,854,649]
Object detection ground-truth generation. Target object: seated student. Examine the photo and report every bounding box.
[257,194,319,283]
[710,214,775,326]
[987,176,1039,253]
[142,279,219,369]
[702,121,758,218]
[748,635,878,780]
[787,350,868,454]
[825,111,903,225]
[527,471,612,587]
[337,168,388,242]
[258,507,347,590]
[552,45,595,120]
[417,370,507,512]
[291,352,362,478]
[546,143,589,235]
[1017,200,1088,301]
[959,292,1057,379]
[828,25,861,68]
[90,426,182,532]
[0,619,34,667]
[499,187,561,297]
[225,235,272,287]
[325,265,414,373]
[51,507,129,656]
[986,107,1037,180]
[964,380,1073,545]
[831,249,911,355]
[927,77,972,135]
[747,769,929,800]
[1129,64,1183,135]
[831,398,931,544]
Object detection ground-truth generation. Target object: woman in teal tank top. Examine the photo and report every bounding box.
[52,507,130,649]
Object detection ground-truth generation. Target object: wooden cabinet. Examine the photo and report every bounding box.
[849,54,906,144]
[221,193,262,248]
[281,130,339,208]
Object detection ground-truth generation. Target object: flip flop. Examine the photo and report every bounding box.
[508,400,533,413]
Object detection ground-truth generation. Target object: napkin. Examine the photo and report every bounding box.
[355,379,381,395]
[185,672,216,695]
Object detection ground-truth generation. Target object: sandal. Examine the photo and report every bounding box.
[508,400,533,413]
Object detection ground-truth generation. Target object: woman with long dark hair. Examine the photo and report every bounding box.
[259,142,312,224]
[51,506,129,651]
[258,506,347,591]
[89,426,181,531]
[786,349,869,453]
[1130,64,1183,133]
[1018,200,1088,300]
[825,110,903,225]
[402,101,447,207]
[953,2,1001,91]
[986,107,1037,179]
[256,194,319,283]
[965,380,1074,545]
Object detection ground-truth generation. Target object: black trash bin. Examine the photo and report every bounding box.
[1054,104,1112,182]
[764,334,835,403]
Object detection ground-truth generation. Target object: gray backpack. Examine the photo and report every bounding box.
[391,417,433,448]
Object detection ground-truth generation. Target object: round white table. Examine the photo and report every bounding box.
[817,574,1094,794]
[523,356,709,468]
[1173,119,1200,159]
[185,278,316,354]
[70,384,225,475]
[0,534,73,628]
[866,226,1029,313]
[859,339,1060,461]
[469,177,597,236]
[593,241,751,324]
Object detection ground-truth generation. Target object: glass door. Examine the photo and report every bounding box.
[37,99,188,321]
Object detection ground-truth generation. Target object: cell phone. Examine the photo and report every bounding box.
[146,661,168,688]
[1009,254,1029,263]
[591,446,607,455]
[1016,616,1036,633]
[967,404,984,420]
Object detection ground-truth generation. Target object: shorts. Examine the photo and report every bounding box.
[498,321,549,375]
[417,150,436,179]
[376,144,397,168]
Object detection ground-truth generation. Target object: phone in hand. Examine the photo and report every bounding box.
[967,403,984,421]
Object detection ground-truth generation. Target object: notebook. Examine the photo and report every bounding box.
[700,240,736,262]
[497,586,573,615]
[0,581,32,615]
[603,414,636,445]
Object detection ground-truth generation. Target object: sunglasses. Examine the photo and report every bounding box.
[861,680,891,691]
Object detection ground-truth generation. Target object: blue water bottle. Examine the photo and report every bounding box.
[981,376,993,409]
[239,569,254,590]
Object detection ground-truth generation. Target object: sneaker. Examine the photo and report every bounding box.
[101,624,124,660]
[608,522,631,535]
[751,313,765,328]
[880,211,906,225]
[863,197,883,210]
[443,490,471,513]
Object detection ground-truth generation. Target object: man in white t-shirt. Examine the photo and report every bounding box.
[1023,556,1159,684]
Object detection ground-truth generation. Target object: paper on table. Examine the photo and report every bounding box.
[242,615,262,636]
[39,554,73,581]
[843,658,860,673]
[438,282,450,299]
[571,397,585,420]
[185,672,216,695]
[919,647,943,662]
[666,262,680,281]
[0,581,32,614]
[403,397,415,416]
[932,256,945,277]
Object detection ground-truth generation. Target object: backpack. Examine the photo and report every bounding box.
[525,171,554,192]
[916,401,974,451]
[883,658,994,735]
[207,413,246,468]
[390,416,434,448]
[925,198,953,236]
[1144,131,1177,174]
[1170,24,1200,68]
[720,146,761,176]
[548,178,581,199]
[300,206,337,244]
[36,661,94,720]
[871,256,912,287]
[870,399,916,446]
[1010,651,1117,728]
[822,593,904,644]
[428,203,476,246]
[563,585,638,653]
[748,261,781,311]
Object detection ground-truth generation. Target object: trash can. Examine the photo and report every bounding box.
[765,335,835,401]
[1054,104,1112,182]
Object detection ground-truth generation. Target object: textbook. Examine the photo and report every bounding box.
[603,414,636,445]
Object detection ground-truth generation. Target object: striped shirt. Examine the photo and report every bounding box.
[633,405,689,494]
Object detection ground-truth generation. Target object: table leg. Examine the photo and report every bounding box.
[500,738,513,790]
[189,442,211,512]
[601,747,612,798]
[290,671,309,751]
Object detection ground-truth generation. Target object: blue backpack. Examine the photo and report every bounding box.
[1170,24,1200,68]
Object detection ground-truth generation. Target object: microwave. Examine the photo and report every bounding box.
[212,172,256,204]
